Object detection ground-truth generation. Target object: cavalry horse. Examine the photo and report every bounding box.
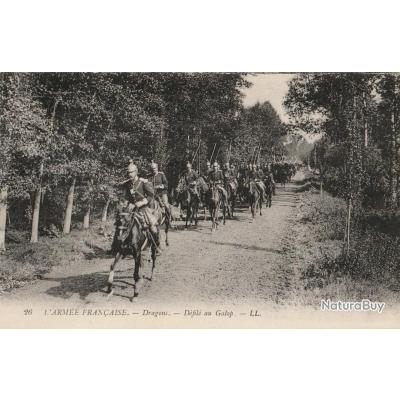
[207,183,226,231]
[237,176,248,205]
[107,202,165,300]
[247,180,262,219]
[176,178,200,229]
[225,180,237,219]
[154,195,171,245]
[263,176,273,208]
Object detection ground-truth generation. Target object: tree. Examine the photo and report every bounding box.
[284,73,379,253]
[230,101,285,166]
[0,73,51,249]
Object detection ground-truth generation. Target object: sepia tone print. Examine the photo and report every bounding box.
[1,72,400,328]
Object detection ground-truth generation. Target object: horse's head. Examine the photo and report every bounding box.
[116,211,132,242]
[209,183,219,202]
[249,180,258,194]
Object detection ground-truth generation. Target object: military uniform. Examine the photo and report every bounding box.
[224,166,238,192]
[248,168,257,180]
[222,167,231,183]
[184,169,200,198]
[208,169,228,200]
[150,170,170,209]
[238,165,248,180]
[122,177,158,233]
[254,168,266,200]
[184,170,199,185]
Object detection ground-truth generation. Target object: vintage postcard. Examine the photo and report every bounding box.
[1,72,399,328]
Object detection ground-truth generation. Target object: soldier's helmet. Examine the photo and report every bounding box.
[127,159,138,174]
[186,161,192,168]
[206,160,211,166]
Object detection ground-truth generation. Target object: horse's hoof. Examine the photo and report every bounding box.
[106,289,114,299]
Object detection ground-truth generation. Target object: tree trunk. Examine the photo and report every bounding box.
[83,205,90,229]
[63,178,76,234]
[101,199,111,224]
[100,199,111,236]
[390,111,397,206]
[30,187,41,243]
[363,92,368,148]
[345,199,352,256]
[0,187,8,253]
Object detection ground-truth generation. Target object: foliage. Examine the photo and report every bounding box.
[2,72,289,252]
[299,191,400,302]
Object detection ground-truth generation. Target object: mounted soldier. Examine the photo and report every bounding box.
[149,161,170,211]
[208,161,228,202]
[184,161,200,199]
[205,160,213,176]
[222,162,231,184]
[237,161,248,203]
[230,163,238,181]
[263,164,275,207]
[229,163,238,191]
[248,163,257,180]
[113,160,162,255]
[254,164,266,202]
[238,162,247,180]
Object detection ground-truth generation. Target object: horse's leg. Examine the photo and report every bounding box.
[222,201,226,225]
[107,251,122,296]
[210,205,215,231]
[259,196,263,216]
[179,202,184,220]
[194,202,199,226]
[149,244,156,281]
[165,218,169,246]
[185,205,190,229]
[215,201,220,229]
[131,250,141,300]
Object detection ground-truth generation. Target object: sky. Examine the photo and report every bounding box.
[242,73,295,122]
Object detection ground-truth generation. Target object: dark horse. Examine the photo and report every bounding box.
[207,183,226,231]
[225,181,237,219]
[107,204,164,300]
[177,182,200,229]
[237,177,248,204]
[263,176,273,208]
[247,180,262,219]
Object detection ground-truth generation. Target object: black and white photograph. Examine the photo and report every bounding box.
[1,72,400,328]
[2,1,400,399]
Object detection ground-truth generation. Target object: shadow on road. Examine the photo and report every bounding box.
[206,240,283,254]
[43,270,134,300]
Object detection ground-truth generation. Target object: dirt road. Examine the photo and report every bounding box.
[2,183,303,308]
